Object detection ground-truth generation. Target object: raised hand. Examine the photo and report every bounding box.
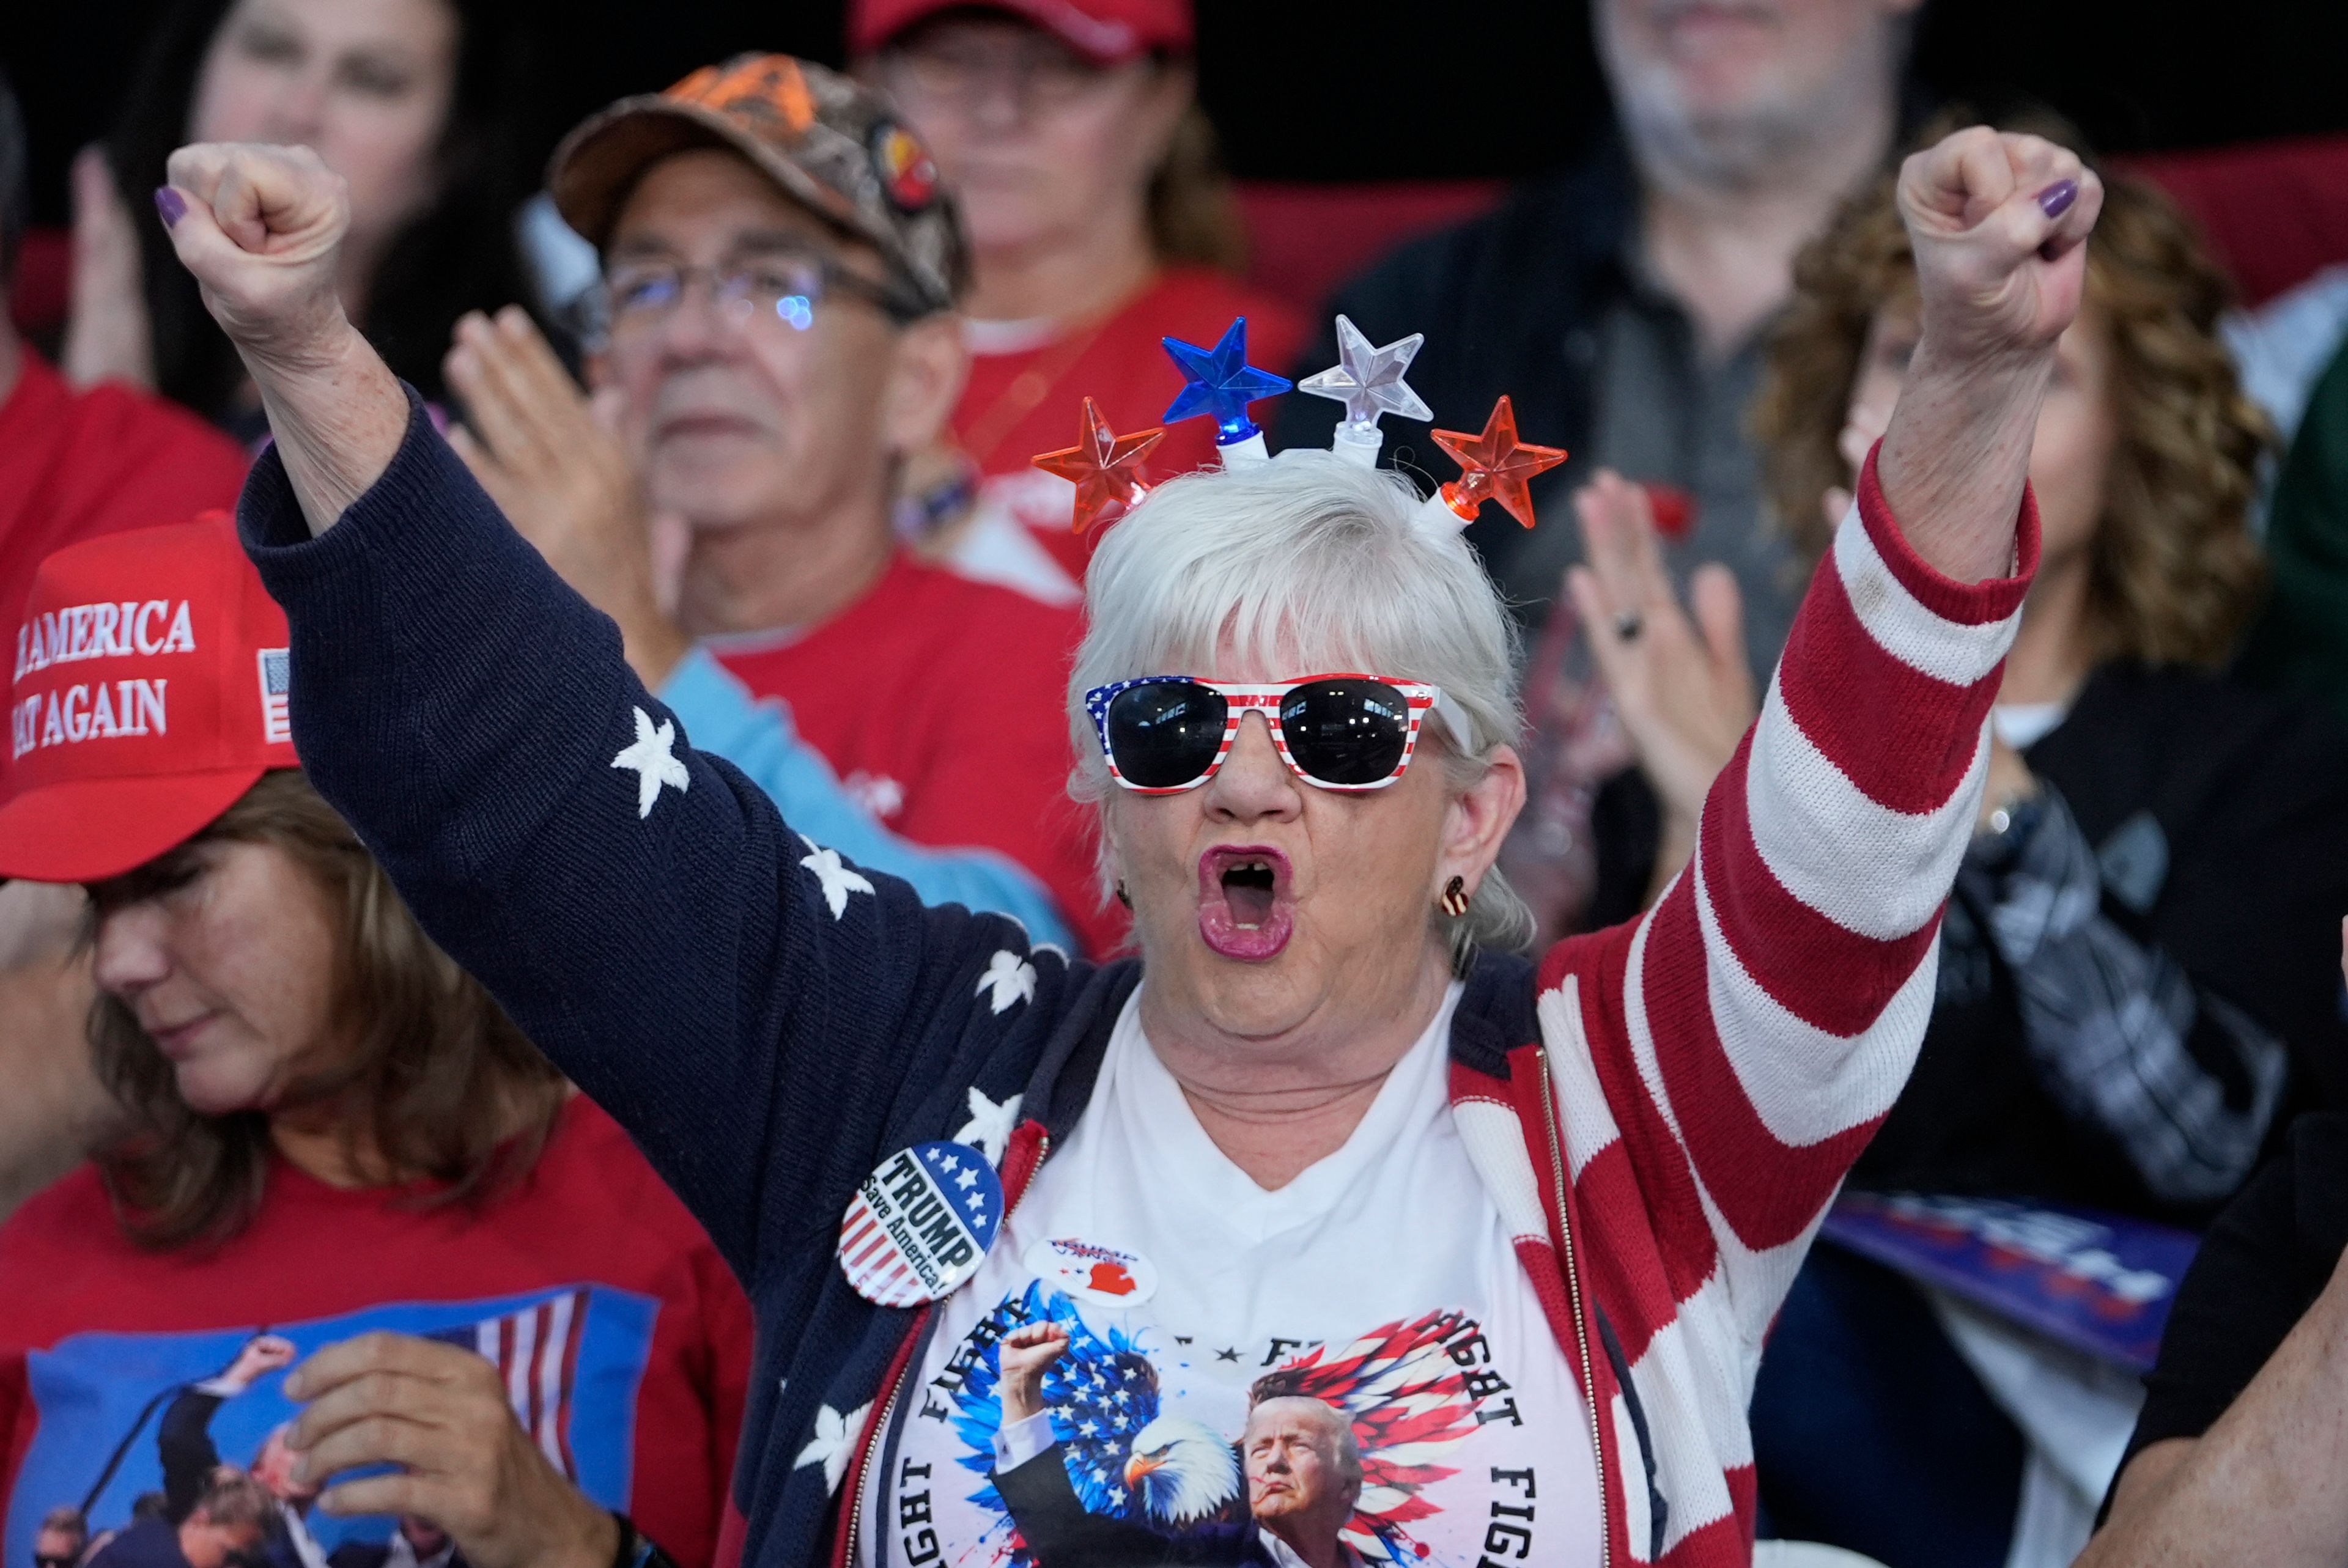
[155,142,351,373]
[1900,127,2101,364]
[441,307,690,685]
[1565,471,1758,899]
[1878,127,2104,585]
[61,145,157,391]
[995,1323,1071,1426]
[218,1331,300,1391]
[154,141,407,534]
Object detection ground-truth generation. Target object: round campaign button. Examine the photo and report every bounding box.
[838,1141,1003,1307]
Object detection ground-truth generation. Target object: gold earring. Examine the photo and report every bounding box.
[1439,875,1469,918]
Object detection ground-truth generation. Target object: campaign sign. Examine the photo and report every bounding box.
[1821,1191,2200,1371]
[839,1141,1003,1307]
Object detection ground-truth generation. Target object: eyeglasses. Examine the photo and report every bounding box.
[1084,675,1467,794]
[36,1554,78,1568]
[880,40,1128,116]
[585,251,916,345]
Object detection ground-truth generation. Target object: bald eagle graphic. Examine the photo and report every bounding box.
[950,1286,1483,1566]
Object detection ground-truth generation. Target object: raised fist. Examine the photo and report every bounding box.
[1898,127,2103,366]
[156,142,352,372]
[221,1331,300,1391]
[995,1323,1071,1426]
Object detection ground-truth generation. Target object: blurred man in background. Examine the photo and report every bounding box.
[443,56,1112,952]
[1281,0,1922,666]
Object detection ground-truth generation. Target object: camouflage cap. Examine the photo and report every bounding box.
[548,54,967,317]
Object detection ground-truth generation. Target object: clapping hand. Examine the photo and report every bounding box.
[1565,471,1757,898]
[443,308,690,686]
[62,145,157,390]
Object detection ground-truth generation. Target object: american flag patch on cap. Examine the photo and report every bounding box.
[257,649,291,744]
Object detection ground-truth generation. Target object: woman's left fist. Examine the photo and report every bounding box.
[157,141,353,374]
[1897,127,2103,367]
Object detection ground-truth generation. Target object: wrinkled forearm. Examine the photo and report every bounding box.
[2086,1272,2348,1568]
[238,316,408,536]
[1877,342,2051,585]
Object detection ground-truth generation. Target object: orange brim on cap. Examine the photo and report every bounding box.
[0,768,270,884]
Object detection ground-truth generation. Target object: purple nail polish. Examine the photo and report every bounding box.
[2037,179,2078,221]
[153,186,186,227]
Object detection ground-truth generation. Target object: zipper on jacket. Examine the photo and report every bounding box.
[843,1129,1055,1566]
[1536,1047,1611,1568]
[842,1334,912,1568]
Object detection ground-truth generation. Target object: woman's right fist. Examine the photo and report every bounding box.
[158,142,352,371]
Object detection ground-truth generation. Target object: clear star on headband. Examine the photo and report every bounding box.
[1430,396,1568,529]
[1162,317,1293,446]
[1032,397,1166,536]
[1299,314,1433,432]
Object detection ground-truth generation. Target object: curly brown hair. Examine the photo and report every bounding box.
[1752,130,2272,667]
[86,769,566,1250]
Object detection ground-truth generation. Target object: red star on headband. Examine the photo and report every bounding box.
[1430,396,1569,529]
[1032,397,1167,535]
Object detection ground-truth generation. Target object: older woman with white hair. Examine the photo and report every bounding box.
[150,122,2096,1568]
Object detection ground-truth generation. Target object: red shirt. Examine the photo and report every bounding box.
[0,1099,752,1568]
[952,268,1308,578]
[0,353,249,642]
[713,554,1120,956]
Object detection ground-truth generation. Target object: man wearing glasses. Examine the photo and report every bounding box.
[443,57,1110,954]
[31,1507,85,1568]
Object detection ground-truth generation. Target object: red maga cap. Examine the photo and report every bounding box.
[848,0,1194,62]
[0,514,297,883]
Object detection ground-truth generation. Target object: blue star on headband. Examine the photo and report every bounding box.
[1161,318,1294,444]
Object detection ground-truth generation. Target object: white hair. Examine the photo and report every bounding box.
[1069,451,1536,968]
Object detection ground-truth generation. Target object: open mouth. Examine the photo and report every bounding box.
[1197,846,1294,961]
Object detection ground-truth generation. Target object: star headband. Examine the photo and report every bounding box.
[1030,314,1568,537]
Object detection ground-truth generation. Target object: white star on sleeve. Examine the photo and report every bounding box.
[976,949,1038,1014]
[794,1401,873,1495]
[611,707,691,819]
[797,834,875,919]
[952,1086,1022,1165]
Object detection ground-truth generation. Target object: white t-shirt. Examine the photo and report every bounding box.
[860,984,1601,1568]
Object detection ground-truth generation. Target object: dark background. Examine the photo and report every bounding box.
[9,0,2346,228]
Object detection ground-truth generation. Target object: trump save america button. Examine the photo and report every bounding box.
[838,1141,1003,1306]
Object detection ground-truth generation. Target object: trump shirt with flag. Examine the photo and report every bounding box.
[0,1098,753,1568]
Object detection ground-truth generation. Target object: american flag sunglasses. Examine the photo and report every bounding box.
[1083,675,1467,793]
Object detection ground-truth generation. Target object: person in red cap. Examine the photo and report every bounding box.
[0,65,251,1221]
[0,517,753,1568]
[850,0,1305,596]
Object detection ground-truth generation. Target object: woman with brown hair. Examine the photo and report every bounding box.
[1575,130,2348,1566]
[849,0,1305,601]
[0,520,751,1568]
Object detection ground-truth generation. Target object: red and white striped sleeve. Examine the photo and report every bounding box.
[1620,443,2039,1337]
